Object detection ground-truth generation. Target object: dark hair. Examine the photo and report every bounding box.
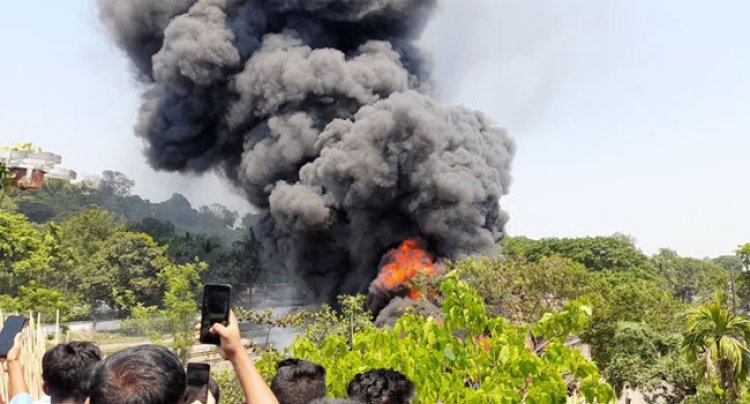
[87,344,186,404]
[270,358,327,404]
[346,369,414,404]
[42,341,102,402]
[311,399,362,404]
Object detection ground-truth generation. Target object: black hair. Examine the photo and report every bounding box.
[87,344,186,404]
[346,369,414,404]
[270,358,327,404]
[42,341,102,402]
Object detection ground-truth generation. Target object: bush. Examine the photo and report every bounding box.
[258,272,615,402]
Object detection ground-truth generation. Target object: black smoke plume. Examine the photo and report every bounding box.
[98,0,515,301]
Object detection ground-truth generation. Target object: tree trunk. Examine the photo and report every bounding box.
[719,359,739,403]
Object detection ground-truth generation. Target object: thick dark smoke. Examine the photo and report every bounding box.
[98,0,515,301]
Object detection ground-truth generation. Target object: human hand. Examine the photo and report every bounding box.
[6,333,22,362]
[209,311,245,361]
[1,333,23,369]
[194,311,245,361]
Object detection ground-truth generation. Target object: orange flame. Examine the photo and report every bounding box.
[377,238,437,298]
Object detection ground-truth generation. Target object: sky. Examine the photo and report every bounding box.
[1,1,748,258]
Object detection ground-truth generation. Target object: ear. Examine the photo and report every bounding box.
[43,382,49,395]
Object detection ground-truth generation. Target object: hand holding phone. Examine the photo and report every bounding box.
[199,284,232,345]
[0,316,27,359]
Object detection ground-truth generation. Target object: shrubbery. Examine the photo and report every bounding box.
[257,272,615,402]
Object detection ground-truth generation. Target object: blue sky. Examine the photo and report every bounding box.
[1,1,748,258]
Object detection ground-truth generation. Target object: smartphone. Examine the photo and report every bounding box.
[0,315,27,358]
[199,284,232,345]
[186,362,211,403]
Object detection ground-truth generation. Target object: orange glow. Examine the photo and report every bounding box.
[377,238,437,298]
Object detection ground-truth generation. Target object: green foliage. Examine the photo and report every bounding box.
[212,369,244,403]
[0,162,15,208]
[127,261,204,363]
[683,300,750,402]
[737,244,750,270]
[503,235,653,274]
[260,273,615,402]
[598,322,697,400]
[457,255,587,324]
[653,249,728,303]
[581,270,684,369]
[301,294,372,347]
[92,231,171,311]
[10,172,247,243]
[0,207,205,322]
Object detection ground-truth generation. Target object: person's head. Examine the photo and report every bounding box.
[311,399,362,404]
[270,358,327,404]
[86,344,186,404]
[42,341,102,403]
[346,369,414,404]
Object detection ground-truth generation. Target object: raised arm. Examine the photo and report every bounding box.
[209,311,279,404]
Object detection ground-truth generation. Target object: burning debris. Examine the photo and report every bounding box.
[98,0,515,303]
[366,238,443,315]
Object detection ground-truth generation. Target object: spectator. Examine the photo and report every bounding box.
[1,334,31,404]
[42,342,101,403]
[346,369,414,404]
[270,359,326,404]
[86,344,185,404]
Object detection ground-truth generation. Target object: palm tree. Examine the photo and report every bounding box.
[683,300,750,402]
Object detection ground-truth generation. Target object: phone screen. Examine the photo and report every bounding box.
[186,363,210,403]
[0,316,27,358]
[200,284,232,345]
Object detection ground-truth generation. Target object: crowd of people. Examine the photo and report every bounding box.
[0,311,414,404]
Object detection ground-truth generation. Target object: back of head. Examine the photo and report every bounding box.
[87,344,186,404]
[270,358,327,404]
[346,369,414,404]
[311,399,363,404]
[42,341,102,403]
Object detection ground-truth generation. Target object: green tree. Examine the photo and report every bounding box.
[582,271,684,372]
[0,162,15,208]
[91,232,171,311]
[456,255,587,324]
[128,218,176,244]
[600,322,697,401]
[683,300,750,402]
[652,249,728,303]
[737,244,750,271]
[0,211,87,320]
[503,235,653,274]
[128,261,205,363]
[99,170,135,198]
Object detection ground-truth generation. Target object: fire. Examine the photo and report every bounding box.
[377,238,437,298]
